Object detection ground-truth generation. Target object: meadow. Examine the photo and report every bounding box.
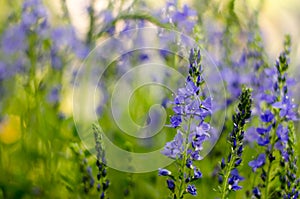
[0,0,299,198]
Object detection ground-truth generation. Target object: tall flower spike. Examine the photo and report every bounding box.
[249,35,299,199]
[93,124,109,199]
[218,88,252,199]
[278,122,300,198]
[160,48,211,198]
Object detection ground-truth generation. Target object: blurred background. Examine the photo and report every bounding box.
[0,0,299,198]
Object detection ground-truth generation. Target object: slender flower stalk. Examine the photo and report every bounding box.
[93,124,110,199]
[159,48,211,198]
[218,88,252,199]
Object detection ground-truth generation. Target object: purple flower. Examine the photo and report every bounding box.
[160,48,209,197]
[276,124,289,143]
[256,125,271,135]
[158,168,172,176]
[50,48,62,70]
[186,159,193,169]
[244,127,259,143]
[170,115,182,128]
[21,0,49,36]
[168,4,197,33]
[228,169,244,191]
[51,26,89,59]
[252,187,261,198]
[190,150,202,161]
[221,158,226,169]
[191,127,207,151]
[235,159,242,166]
[272,97,297,121]
[186,184,197,196]
[260,110,274,123]
[161,131,184,159]
[260,93,276,104]
[186,78,199,93]
[47,86,61,104]
[249,153,266,172]
[166,179,175,191]
[1,25,27,55]
[138,53,149,62]
[193,168,202,179]
[257,136,270,146]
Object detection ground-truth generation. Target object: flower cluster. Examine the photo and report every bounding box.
[249,35,299,199]
[218,88,252,199]
[160,1,197,34]
[160,48,211,198]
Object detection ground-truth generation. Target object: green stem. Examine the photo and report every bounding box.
[177,119,192,198]
[264,117,280,199]
[221,151,236,199]
[264,159,272,199]
[60,0,71,23]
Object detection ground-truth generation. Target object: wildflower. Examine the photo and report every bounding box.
[228,169,244,191]
[51,26,89,60]
[1,25,26,55]
[158,168,172,176]
[252,187,261,198]
[276,124,289,143]
[218,88,252,199]
[160,48,208,198]
[260,110,274,123]
[250,35,300,199]
[186,184,197,196]
[47,86,61,104]
[193,168,202,179]
[160,1,197,34]
[170,115,182,128]
[167,179,175,191]
[161,130,184,159]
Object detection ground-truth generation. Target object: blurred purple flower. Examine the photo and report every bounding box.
[0,62,8,80]
[52,27,89,59]
[1,25,27,55]
[50,48,62,70]
[47,86,61,104]
[244,127,259,143]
